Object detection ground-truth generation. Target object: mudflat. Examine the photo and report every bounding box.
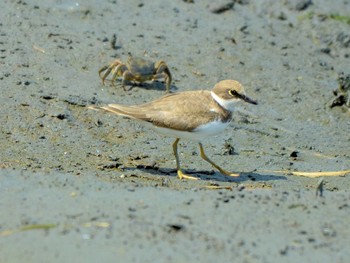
[1,1,349,262]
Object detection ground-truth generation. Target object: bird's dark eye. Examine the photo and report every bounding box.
[229,89,239,96]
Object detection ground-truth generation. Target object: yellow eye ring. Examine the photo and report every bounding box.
[229,89,238,96]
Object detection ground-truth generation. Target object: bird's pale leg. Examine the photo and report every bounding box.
[198,143,240,177]
[172,138,198,180]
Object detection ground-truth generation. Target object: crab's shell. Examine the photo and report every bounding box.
[126,57,156,77]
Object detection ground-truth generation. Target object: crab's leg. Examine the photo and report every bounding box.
[110,64,126,87]
[121,71,137,91]
[152,73,170,92]
[98,65,114,85]
[98,59,124,85]
[154,61,172,92]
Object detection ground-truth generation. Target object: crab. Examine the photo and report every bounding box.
[98,56,172,92]
[330,72,350,109]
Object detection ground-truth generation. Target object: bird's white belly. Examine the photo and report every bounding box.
[150,120,231,141]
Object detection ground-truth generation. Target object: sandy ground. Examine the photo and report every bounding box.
[1,0,350,262]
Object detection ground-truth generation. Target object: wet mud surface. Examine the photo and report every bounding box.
[1,0,350,262]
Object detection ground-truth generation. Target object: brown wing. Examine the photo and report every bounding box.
[96,90,228,131]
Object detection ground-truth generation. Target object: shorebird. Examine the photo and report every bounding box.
[89,79,257,179]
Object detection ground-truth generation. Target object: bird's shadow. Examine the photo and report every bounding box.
[123,165,286,183]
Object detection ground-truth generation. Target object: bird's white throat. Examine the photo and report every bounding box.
[211,91,237,112]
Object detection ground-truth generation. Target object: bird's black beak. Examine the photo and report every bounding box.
[240,93,258,105]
